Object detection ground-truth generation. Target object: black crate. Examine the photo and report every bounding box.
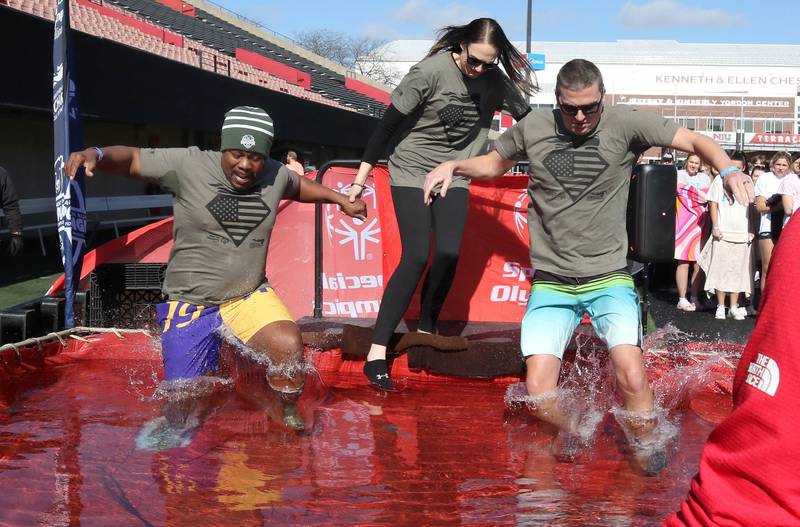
[88,264,166,328]
[0,308,39,345]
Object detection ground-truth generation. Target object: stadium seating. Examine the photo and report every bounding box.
[105,0,386,115]
[4,0,388,115]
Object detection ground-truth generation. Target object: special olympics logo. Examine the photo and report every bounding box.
[513,189,529,238]
[324,181,380,261]
[240,134,256,149]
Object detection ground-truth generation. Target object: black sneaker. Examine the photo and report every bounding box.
[363,359,397,391]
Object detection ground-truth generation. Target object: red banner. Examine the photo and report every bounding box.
[318,167,385,319]
[272,167,534,323]
[749,133,800,145]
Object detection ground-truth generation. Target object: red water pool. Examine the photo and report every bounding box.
[0,333,733,526]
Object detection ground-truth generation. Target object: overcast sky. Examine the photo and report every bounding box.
[211,0,794,45]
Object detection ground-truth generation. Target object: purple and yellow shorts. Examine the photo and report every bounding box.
[156,286,293,381]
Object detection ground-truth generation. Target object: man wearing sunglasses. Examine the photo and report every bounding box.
[423,58,754,473]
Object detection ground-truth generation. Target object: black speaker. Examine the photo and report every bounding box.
[627,163,677,263]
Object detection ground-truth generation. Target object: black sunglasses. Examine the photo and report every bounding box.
[465,46,498,69]
[558,99,603,116]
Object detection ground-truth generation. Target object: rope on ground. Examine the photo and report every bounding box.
[645,347,736,370]
[0,327,150,353]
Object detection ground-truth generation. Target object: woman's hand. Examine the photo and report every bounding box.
[348,182,364,203]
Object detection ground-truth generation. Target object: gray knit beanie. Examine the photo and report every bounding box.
[220,106,274,157]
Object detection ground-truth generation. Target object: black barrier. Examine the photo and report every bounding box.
[0,292,85,345]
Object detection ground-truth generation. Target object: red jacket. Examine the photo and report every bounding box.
[665,216,800,526]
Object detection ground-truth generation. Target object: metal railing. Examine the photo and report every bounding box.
[0,194,174,254]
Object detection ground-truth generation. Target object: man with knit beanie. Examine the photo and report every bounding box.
[65,106,366,445]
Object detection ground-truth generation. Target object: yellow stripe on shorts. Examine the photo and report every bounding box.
[219,287,293,344]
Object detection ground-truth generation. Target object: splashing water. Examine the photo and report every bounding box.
[218,325,316,382]
[643,323,739,411]
[152,376,233,402]
[505,325,619,444]
[504,323,737,465]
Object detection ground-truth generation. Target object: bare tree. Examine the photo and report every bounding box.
[294,29,402,86]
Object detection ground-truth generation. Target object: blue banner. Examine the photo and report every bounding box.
[53,0,86,328]
[527,52,546,71]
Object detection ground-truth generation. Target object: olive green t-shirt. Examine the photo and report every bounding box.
[139,147,300,305]
[495,106,680,277]
[389,51,529,189]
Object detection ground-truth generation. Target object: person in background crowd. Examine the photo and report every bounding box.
[347,18,536,390]
[749,154,768,170]
[779,165,800,224]
[749,160,766,184]
[754,151,791,286]
[285,150,305,177]
[697,153,754,320]
[791,152,800,174]
[664,204,800,527]
[674,153,711,311]
[745,158,767,311]
[661,152,674,165]
[0,165,23,257]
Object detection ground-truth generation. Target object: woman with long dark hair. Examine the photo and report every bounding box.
[348,18,536,390]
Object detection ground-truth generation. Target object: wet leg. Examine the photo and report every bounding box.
[245,320,307,430]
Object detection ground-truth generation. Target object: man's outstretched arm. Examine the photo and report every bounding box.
[294,176,367,220]
[423,151,516,204]
[65,146,142,180]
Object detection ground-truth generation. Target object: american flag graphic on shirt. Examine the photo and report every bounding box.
[206,192,271,246]
[542,137,609,201]
[437,92,482,145]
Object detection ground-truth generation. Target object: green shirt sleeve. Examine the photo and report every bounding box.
[390,63,432,115]
[621,109,681,152]
[139,147,194,195]
[281,165,301,199]
[494,116,530,162]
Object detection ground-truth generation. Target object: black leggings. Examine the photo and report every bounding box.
[372,186,469,346]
